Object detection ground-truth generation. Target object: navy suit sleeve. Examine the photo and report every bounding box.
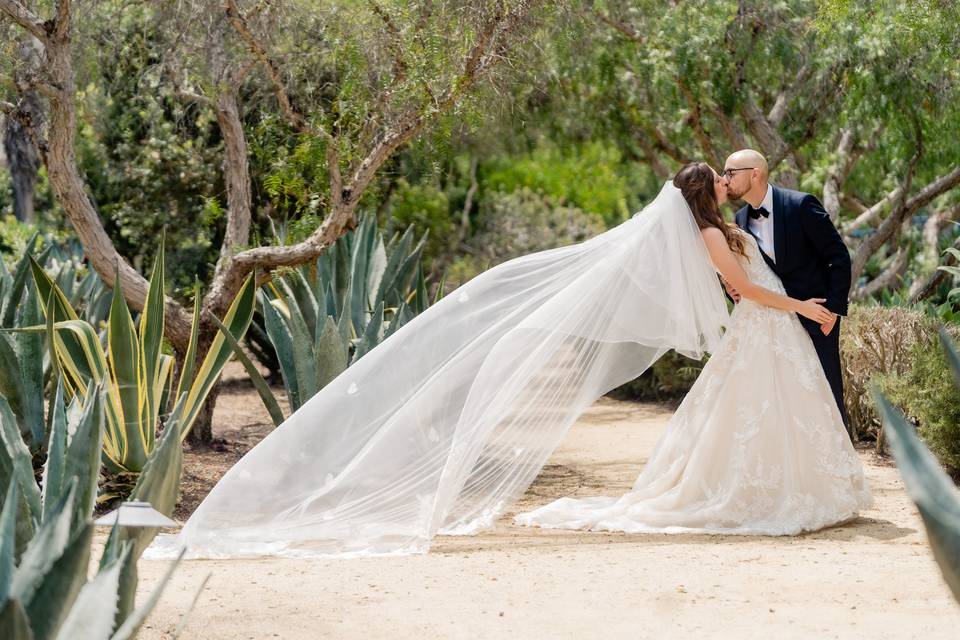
[799,194,851,316]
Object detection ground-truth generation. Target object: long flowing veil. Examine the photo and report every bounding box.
[147,180,729,558]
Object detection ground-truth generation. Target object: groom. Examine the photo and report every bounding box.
[722,149,852,427]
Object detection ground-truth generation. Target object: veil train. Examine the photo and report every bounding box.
[147,181,729,558]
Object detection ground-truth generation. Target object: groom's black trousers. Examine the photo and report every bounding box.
[801,316,849,428]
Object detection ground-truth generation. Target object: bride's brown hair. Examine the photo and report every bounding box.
[673,162,747,258]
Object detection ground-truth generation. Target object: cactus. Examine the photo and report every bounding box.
[0,234,53,453]
[874,327,960,604]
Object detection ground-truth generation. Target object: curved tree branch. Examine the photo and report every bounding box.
[852,245,909,300]
[0,0,48,42]
[200,0,535,319]
[822,127,857,222]
[850,165,960,287]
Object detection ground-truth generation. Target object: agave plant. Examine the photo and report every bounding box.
[44,237,113,329]
[0,378,193,639]
[0,234,111,454]
[0,234,47,454]
[237,212,442,423]
[874,327,960,604]
[18,239,256,474]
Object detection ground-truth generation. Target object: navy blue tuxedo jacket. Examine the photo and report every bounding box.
[734,184,851,324]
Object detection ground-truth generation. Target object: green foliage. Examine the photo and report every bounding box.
[874,329,960,604]
[72,5,223,295]
[386,179,455,262]
[445,187,606,288]
[483,141,634,226]
[938,247,960,301]
[878,336,960,472]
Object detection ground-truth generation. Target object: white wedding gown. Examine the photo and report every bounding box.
[513,230,874,535]
[148,183,871,560]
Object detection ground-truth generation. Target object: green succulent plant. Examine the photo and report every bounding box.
[0,381,193,639]
[14,237,255,474]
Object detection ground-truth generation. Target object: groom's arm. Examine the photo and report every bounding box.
[799,194,851,317]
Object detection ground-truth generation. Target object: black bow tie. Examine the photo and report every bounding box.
[748,205,770,220]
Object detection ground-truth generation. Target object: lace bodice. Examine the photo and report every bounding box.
[734,228,784,294]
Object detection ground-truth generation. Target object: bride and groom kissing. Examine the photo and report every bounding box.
[720,148,851,430]
[511,151,870,535]
[150,147,873,559]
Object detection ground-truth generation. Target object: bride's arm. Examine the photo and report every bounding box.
[700,227,834,324]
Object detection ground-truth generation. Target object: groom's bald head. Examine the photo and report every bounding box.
[725,149,768,177]
[724,149,769,203]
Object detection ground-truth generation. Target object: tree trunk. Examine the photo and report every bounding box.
[40,25,195,353]
[3,35,43,224]
[2,97,40,223]
[184,323,221,445]
[187,379,221,446]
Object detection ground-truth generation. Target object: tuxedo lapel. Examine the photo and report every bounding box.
[735,206,748,231]
[772,185,787,267]
[745,226,778,272]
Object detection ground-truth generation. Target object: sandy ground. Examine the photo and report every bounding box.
[130,368,960,639]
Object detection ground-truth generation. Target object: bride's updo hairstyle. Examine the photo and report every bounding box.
[673,162,747,258]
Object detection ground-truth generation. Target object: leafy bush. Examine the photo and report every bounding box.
[444,188,605,290]
[840,304,937,445]
[878,337,960,472]
[841,303,960,472]
[483,141,634,226]
[386,179,456,264]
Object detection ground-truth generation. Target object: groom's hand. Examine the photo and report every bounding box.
[820,313,838,336]
[721,276,741,303]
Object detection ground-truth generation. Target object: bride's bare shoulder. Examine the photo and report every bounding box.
[699,226,726,243]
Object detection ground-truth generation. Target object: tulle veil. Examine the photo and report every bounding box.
[147,180,730,558]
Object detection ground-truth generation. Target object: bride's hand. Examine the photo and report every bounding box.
[797,298,833,323]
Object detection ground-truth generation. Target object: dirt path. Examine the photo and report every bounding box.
[134,373,960,639]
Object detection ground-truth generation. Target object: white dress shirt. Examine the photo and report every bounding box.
[747,184,776,262]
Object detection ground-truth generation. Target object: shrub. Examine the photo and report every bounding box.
[475,188,606,263]
[878,336,960,472]
[386,178,456,264]
[482,141,634,226]
[840,304,936,444]
[841,304,960,470]
[443,188,606,290]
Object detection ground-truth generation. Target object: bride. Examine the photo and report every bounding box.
[149,162,872,559]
